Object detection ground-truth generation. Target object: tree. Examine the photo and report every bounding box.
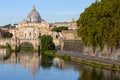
[77,0,120,52]
[2,32,13,38]
[1,24,12,28]
[51,26,68,32]
[40,35,55,51]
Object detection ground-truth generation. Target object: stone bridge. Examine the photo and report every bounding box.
[0,38,39,50]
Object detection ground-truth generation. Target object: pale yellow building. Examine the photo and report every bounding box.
[53,18,77,30]
[10,6,55,39]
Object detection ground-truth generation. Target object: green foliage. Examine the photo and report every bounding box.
[1,24,16,28]
[57,55,71,61]
[51,26,68,32]
[40,35,55,51]
[2,32,13,38]
[19,46,33,50]
[41,50,57,69]
[43,50,56,57]
[41,53,53,69]
[111,64,117,68]
[77,0,120,52]
[0,45,8,48]
[1,24,12,28]
[19,42,34,50]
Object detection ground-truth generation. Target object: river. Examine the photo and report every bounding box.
[0,49,120,80]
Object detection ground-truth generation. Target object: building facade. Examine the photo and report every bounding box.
[10,6,54,39]
[53,18,77,30]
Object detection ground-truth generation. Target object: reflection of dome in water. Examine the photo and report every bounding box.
[19,52,34,61]
[24,5,42,23]
[19,53,39,77]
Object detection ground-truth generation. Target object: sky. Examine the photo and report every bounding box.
[0,0,96,26]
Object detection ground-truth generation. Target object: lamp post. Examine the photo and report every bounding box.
[15,37,18,63]
[15,30,17,51]
[15,37,18,53]
[38,33,41,56]
[14,30,18,63]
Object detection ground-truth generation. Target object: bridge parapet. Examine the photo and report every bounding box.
[0,38,39,50]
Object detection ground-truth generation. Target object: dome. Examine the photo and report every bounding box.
[25,5,42,23]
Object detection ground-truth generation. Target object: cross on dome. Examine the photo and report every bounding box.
[32,5,36,11]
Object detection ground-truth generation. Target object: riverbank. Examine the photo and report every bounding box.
[56,50,120,71]
[0,45,9,48]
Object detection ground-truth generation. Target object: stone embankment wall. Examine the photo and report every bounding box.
[61,40,84,53]
[61,40,120,60]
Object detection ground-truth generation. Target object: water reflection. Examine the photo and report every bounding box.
[53,59,120,80]
[2,51,40,77]
[78,66,120,80]
[0,49,120,80]
[53,58,65,69]
[41,54,53,69]
[53,58,120,80]
[0,49,6,56]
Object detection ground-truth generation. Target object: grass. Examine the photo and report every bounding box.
[0,45,8,48]
[19,46,34,50]
[43,50,57,57]
[56,53,120,71]
[56,54,71,61]
[77,59,120,71]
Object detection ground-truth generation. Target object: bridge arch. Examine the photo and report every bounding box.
[20,42,34,50]
[19,38,39,50]
[0,38,39,50]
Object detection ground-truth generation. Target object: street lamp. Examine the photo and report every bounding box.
[15,37,18,52]
[38,32,41,56]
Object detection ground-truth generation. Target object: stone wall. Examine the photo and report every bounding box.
[61,30,79,40]
[61,40,84,53]
[61,40,120,60]
[53,39,61,50]
[98,46,120,60]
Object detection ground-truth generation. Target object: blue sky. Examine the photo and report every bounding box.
[0,0,96,26]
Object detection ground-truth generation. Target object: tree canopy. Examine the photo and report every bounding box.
[40,35,55,51]
[1,24,12,28]
[51,26,68,32]
[77,0,120,52]
[0,24,17,28]
[2,32,13,38]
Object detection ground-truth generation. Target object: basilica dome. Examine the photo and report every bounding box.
[25,5,42,23]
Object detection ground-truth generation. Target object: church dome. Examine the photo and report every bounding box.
[25,5,42,23]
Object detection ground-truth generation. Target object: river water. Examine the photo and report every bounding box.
[0,49,120,80]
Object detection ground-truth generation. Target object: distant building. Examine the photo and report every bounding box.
[0,28,9,32]
[69,18,78,30]
[53,18,77,30]
[61,30,79,40]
